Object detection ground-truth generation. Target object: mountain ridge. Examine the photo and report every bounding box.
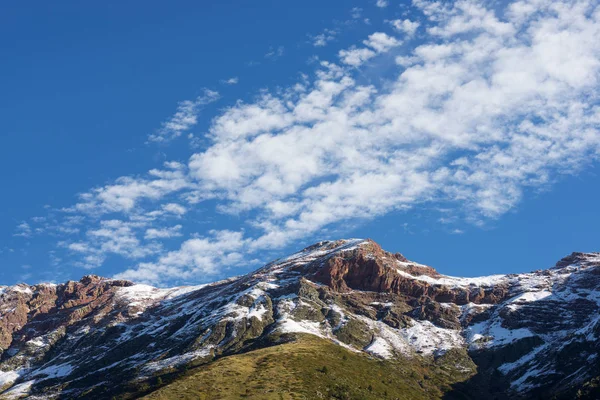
[4,239,597,291]
[0,239,598,399]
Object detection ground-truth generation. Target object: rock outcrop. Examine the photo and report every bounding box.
[312,240,510,305]
[0,239,598,399]
[0,277,133,352]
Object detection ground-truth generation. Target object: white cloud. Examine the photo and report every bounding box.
[222,77,239,85]
[145,225,183,240]
[265,46,285,60]
[70,161,191,215]
[31,0,600,286]
[310,29,338,47]
[161,203,187,216]
[419,0,515,38]
[140,202,189,221]
[14,222,32,237]
[364,32,401,52]
[351,7,363,19]
[338,47,377,67]
[65,220,162,269]
[376,0,388,8]
[339,32,401,66]
[114,230,249,284]
[148,89,220,143]
[390,19,420,36]
[181,0,600,266]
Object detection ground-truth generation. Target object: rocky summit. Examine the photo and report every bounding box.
[0,239,598,399]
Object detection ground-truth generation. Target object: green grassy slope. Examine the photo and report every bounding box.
[140,334,476,400]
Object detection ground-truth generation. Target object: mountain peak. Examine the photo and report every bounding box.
[0,241,599,399]
[554,251,600,269]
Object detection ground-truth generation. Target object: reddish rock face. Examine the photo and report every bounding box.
[311,240,509,306]
[0,239,597,400]
[555,252,600,269]
[0,276,133,351]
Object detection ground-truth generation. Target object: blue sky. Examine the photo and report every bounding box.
[1,0,599,287]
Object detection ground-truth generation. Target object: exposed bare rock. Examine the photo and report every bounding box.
[0,239,597,399]
[312,239,509,306]
[0,276,134,357]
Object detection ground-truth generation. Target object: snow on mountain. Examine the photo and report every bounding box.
[0,239,598,399]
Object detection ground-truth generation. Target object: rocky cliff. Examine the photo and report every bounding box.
[0,239,598,399]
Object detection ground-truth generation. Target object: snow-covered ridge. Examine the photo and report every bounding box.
[394,262,508,288]
[263,238,368,269]
[0,240,598,399]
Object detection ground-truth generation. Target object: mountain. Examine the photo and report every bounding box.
[0,239,598,399]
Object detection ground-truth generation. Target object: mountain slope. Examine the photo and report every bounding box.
[142,334,474,400]
[0,239,598,399]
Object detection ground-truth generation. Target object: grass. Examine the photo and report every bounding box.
[140,334,476,400]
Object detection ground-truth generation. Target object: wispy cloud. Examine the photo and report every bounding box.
[20,0,600,286]
[148,89,220,144]
[351,7,363,19]
[390,19,420,36]
[145,225,183,240]
[67,161,192,215]
[339,32,401,66]
[14,222,32,237]
[64,220,162,269]
[265,46,285,60]
[309,29,338,47]
[376,0,389,8]
[115,229,249,284]
[222,77,239,85]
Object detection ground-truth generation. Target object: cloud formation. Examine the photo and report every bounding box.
[265,46,285,60]
[68,162,192,215]
[148,89,220,143]
[14,222,32,238]
[145,225,183,240]
[23,0,600,286]
[339,32,401,66]
[115,230,249,283]
[65,220,162,269]
[390,19,420,36]
[222,77,239,85]
[310,29,338,47]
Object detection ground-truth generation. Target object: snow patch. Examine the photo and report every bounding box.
[401,320,464,355]
[0,370,20,388]
[278,317,325,337]
[467,321,534,349]
[10,285,33,295]
[117,284,169,306]
[394,266,507,289]
[33,363,73,380]
[143,347,213,374]
[365,337,393,358]
[509,290,552,303]
[2,380,35,399]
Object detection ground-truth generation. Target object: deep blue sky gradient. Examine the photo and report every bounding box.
[1,1,598,285]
